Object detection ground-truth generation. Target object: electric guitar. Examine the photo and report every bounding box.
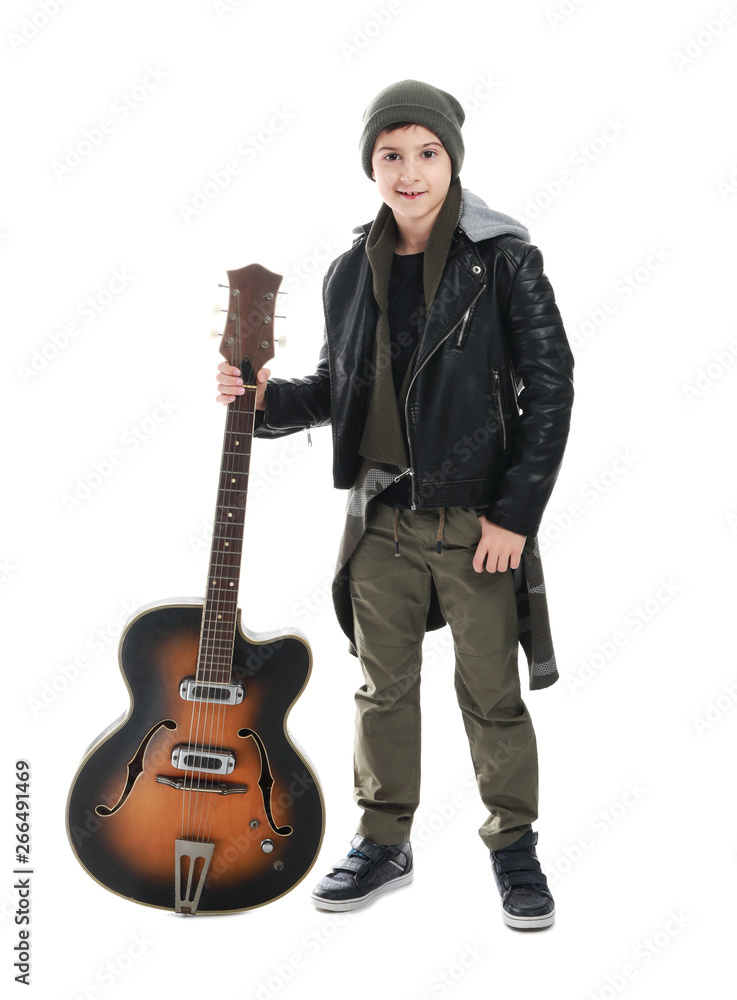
[66,264,324,914]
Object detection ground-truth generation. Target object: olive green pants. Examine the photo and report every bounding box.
[348,502,538,853]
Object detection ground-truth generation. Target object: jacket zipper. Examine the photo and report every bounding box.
[403,282,487,509]
[454,304,474,348]
[454,290,484,349]
[492,368,507,450]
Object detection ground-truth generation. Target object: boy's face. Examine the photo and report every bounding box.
[371,124,452,230]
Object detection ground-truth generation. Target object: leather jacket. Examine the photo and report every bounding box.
[255,189,574,538]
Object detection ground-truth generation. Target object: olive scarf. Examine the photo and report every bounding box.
[358,176,463,466]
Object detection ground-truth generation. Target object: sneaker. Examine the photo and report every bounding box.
[490,829,555,929]
[310,834,413,911]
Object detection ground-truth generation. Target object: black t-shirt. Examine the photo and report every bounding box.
[377,251,426,508]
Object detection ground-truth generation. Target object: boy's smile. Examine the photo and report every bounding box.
[371,123,452,252]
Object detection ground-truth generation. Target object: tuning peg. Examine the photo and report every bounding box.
[276,335,287,348]
[210,328,221,339]
[213,304,225,314]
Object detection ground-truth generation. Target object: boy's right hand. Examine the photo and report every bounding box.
[216,361,270,409]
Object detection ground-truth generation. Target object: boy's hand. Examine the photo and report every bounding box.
[216,361,270,409]
[473,516,526,573]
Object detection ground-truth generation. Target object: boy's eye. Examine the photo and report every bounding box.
[383,149,438,162]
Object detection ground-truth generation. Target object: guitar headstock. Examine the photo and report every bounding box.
[219,264,283,382]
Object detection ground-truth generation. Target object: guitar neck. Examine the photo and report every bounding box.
[197,383,258,684]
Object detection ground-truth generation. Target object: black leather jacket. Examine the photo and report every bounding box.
[255,191,574,538]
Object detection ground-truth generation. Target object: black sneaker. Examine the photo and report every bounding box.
[490,829,555,929]
[310,834,413,911]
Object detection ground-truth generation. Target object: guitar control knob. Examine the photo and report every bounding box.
[260,839,274,854]
[276,335,287,348]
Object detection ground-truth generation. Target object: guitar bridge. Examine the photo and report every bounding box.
[175,839,214,915]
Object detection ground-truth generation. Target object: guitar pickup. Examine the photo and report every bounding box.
[179,678,245,705]
[171,745,235,774]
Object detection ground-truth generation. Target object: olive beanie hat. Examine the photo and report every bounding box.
[359,79,465,181]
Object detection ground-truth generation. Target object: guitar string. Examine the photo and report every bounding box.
[199,292,256,847]
[193,343,244,844]
[182,365,235,845]
[202,327,259,846]
[203,383,254,847]
[199,384,246,844]
[183,289,242,846]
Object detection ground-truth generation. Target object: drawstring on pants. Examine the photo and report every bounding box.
[391,507,446,557]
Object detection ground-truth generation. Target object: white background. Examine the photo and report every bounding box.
[2,0,735,997]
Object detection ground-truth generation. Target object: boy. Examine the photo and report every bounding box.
[216,80,574,929]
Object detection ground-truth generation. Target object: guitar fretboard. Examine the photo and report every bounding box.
[197,385,257,684]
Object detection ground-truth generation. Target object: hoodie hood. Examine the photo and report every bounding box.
[353,186,530,244]
[457,187,530,242]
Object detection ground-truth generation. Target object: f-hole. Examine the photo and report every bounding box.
[96,719,177,816]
